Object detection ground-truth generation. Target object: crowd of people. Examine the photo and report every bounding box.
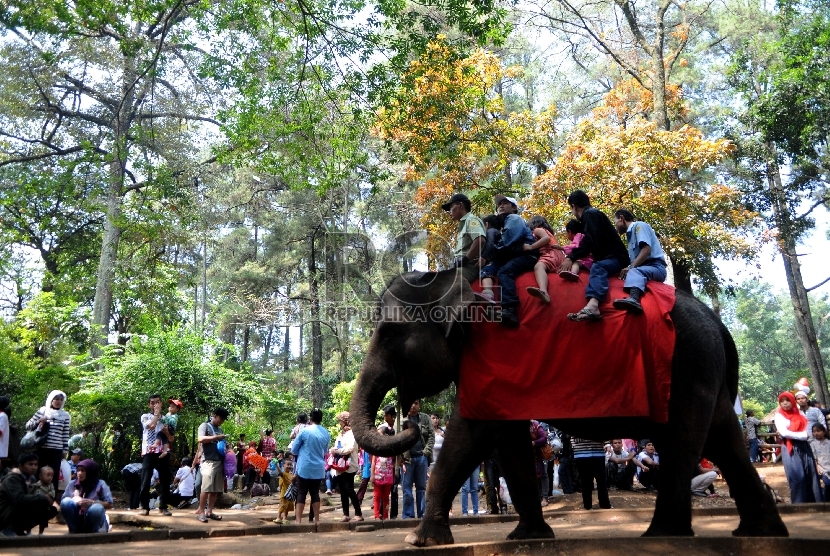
[445,189,667,326]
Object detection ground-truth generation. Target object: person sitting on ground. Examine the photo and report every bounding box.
[794,391,827,440]
[691,458,719,497]
[170,457,195,509]
[605,439,644,490]
[0,453,59,536]
[636,440,660,491]
[612,209,667,314]
[809,424,830,501]
[60,459,113,534]
[524,216,565,304]
[560,190,630,321]
[479,195,539,327]
[558,219,594,281]
[442,192,486,284]
[69,448,83,479]
[31,466,56,534]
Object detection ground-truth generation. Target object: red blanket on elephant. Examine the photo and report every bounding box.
[459,273,676,423]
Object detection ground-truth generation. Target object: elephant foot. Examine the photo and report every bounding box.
[732,519,789,537]
[404,520,454,547]
[506,520,555,540]
[642,524,694,537]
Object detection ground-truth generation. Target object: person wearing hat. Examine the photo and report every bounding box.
[478,194,538,327]
[442,193,486,283]
[69,448,83,480]
[560,190,630,321]
[794,391,827,441]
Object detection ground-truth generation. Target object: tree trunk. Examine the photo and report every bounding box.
[309,236,323,409]
[242,325,250,362]
[766,151,830,406]
[651,1,671,131]
[669,256,692,294]
[90,57,136,356]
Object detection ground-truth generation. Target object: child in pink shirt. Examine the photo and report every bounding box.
[559,219,594,281]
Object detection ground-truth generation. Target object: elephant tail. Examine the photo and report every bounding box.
[719,318,740,403]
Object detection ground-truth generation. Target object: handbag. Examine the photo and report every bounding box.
[541,443,554,461]
[283,483,297,501]
[326,453,351,472]
[20,423,50,452]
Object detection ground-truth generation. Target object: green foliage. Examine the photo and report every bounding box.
[730,281,830,411]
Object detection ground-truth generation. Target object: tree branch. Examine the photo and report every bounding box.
[806,276,830,292]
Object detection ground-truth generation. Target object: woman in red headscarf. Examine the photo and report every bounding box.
[773,392,822,503]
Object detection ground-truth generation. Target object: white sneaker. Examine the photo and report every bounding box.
[477,509,487,514]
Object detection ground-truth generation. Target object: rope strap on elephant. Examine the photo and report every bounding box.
[459,273,676,423]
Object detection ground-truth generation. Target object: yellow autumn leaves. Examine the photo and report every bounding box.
[374,38,758,291]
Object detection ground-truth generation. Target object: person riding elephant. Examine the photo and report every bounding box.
[346,269,787,546]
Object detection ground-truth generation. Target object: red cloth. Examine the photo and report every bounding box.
[459,272,676,423]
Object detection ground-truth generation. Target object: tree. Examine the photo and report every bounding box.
[527,80,757,294]
[726,281,830,411]
[374,37,558,262]
[0,0,220,353]
[725,0,830,405]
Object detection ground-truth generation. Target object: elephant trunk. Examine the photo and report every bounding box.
[349,347,419,457]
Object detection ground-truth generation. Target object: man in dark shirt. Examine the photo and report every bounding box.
[559,190,630,321]
[400,400,434,519]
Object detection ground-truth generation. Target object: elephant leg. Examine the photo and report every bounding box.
[495,421,555,541]
[704,396,788,537]
[404,403,494,547]
[642,432,698,537]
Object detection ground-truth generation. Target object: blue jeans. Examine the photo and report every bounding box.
[481,254,538,309]
[402,455,428,518]
[461,468,480,515]
[623,260,667,292]
[585,258,624,302]
[749,438,760,463]
[60,499,107,533]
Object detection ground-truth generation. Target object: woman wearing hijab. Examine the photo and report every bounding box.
[330,411,363,522]
[774,391,822,503]
[60,459,113,533]
[26,390,71,490]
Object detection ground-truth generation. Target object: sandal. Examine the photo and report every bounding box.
[339,516,351,522]
[560,271,579,282]
[475,290,495,303]
[350,516,364,522]
[567,308,603,322]
[197,514,208,523]
[206,513,222,521]
[526,287,550,303]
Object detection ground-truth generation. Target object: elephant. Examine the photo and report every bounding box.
[348,270,788,546]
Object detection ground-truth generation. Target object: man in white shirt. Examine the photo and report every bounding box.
[0,397,9,474]
[636,441,660,491]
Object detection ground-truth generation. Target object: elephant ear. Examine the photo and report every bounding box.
[428,270,476,338]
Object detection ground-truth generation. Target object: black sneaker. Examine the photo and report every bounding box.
[500,308,520,328]
[612,297,644,314]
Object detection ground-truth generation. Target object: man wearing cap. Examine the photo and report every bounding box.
[612,209,667,313]
[560,190,630,321]
[442,193,485,284]
[479,194,538,327]
[795,391,826,440]
[69,448,83,479]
